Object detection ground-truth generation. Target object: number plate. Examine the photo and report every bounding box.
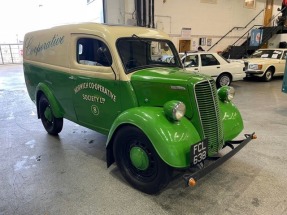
[190,139,208,165]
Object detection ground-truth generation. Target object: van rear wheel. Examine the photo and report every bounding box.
[113,125,172,194]
[39,95,63,135]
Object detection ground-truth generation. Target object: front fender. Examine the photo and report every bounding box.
[107,107,201,168]
[36,83,63,118]
[219,100,243,141]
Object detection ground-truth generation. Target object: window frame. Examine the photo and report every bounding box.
[116,37,182,74]
[76,37,113,67]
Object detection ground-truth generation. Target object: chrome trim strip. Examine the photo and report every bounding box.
[208,79,224,148]
[193,81,205,139]
[194,79,223,152]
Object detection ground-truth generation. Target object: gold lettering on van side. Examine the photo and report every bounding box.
[74,82,116,102]
[25,34,65,56]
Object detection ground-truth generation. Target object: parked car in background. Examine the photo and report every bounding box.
[179,52,245,88]
[244,48,287,81]
[283,57,287,93]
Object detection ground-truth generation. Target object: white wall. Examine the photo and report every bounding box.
[103,0,285,51]
[152,0,282,52]
[86,0,105,23]
[1,0,93,43]
[268,34,287,47]
[104,0,125,24]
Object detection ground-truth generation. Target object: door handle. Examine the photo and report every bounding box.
[217,66,220,69]
[194,68,198,70]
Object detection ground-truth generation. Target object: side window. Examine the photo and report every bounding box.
[185,55,198,67]
[77,38,112,67]
[283,51,287,60]
[271,50,282,59]
[200,54,219,66]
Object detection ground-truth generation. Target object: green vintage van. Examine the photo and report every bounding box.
[23,23,255,194]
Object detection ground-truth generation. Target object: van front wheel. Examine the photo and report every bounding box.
[113,126,172,194]
[39,95,63,135]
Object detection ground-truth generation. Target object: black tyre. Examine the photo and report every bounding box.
[39,95,63,135]
[113,125,172,194]
[263,69,273,82]
[216,73,231,88]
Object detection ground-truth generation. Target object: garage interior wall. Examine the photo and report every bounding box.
[104,0,125,24]
[103,0,283,52]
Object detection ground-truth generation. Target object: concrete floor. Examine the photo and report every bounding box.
[0,64,287,215]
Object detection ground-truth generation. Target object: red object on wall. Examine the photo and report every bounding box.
[283,0,287,7]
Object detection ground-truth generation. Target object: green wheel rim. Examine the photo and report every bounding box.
[44,106,53,122]
[129,146,149,170]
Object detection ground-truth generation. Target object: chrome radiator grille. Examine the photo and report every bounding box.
[194,80,224,154]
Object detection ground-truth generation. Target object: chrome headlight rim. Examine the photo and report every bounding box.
[164,100,186,121]
[217,86,235,102]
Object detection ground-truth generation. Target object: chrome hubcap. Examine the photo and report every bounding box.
[220,76,230,86]
[266,72,272,80]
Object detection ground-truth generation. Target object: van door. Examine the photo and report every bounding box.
[70,34,121,134]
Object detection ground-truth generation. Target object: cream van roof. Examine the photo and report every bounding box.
[42,22,169,41]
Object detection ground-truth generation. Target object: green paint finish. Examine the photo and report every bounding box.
[23,63,45,102]
[108,107,201,168]
[25,63,73,119]
[25,62,245,168]
[131,67,210,85]
[119,81,139,110]
[130,146,149,170]
[73,77,121,134]
[24,63,131,134]
[130,67,211,119]
[219,100,244,141]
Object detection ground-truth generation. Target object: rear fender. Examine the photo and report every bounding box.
[36,83,64,118]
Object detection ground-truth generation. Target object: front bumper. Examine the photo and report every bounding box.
[183,132,256,186]
[245,70,264,75]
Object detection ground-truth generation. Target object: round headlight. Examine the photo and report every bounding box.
[227,87,235,100]
[164,100,186,121]
[217,86,235,102]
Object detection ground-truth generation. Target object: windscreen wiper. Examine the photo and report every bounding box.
[132,34,151,44]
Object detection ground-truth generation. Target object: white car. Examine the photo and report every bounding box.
[244,48,287,81]
[180,52,245,88]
